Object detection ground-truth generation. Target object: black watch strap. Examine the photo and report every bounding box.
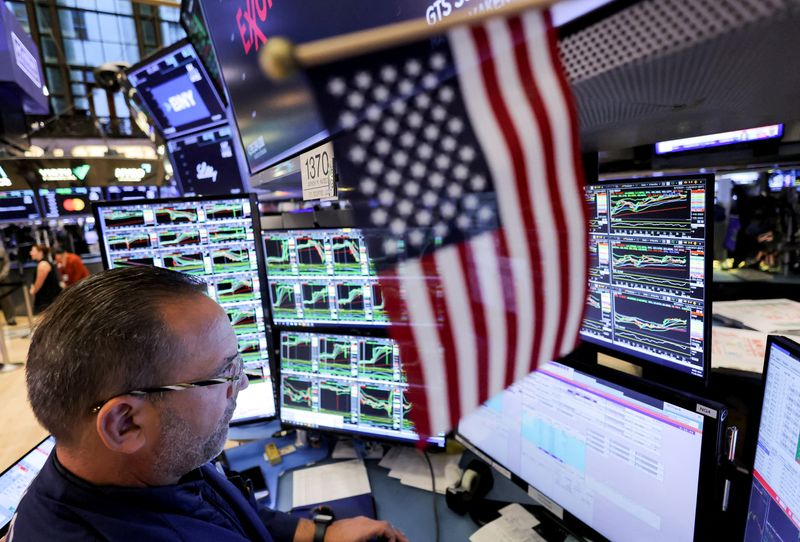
[313,520,328,542]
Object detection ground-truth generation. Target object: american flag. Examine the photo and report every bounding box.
[306,9,588,438]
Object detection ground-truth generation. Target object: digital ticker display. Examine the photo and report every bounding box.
[105,185,159,201]
[581,176,710,378]
[0,190,39,222]
[38,187,103,218]
[95,197,275,422]
[263,228,387,327]
[126,41,226,139]
[279,330,444,445]
[167,125,244,196]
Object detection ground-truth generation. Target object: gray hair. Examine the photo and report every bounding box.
[26,266,207,444]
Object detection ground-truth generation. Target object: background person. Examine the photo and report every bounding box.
[27,245,60,314]
[54,247,90,288]
[14,267,405,542]
[0,244,16,325]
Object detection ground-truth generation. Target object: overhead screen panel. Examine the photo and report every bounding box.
[93,196,275,423]
[105,185,159,201]
[458,361,722,542]
[580,175,711,380]
[126,40,226,140]
[38,187,103,218]
[167,125,245,196]
[180,0,227,104]
[744,336,800,541]
[0,190,39,222]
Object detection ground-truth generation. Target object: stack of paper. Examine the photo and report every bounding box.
[712,327,768,373]
[714,298,800,333]
[292,459,371,508]
[469,503,544,542]
[378,446,462,494]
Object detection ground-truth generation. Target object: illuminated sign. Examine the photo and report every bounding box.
[165,90,197,113]
[38,164,91,182]
[195,162,218,183]
[114,163,153,183]
[656,125,784,154]
[0,166,11,187]
[11,31,41,88]
[236,0,271,55]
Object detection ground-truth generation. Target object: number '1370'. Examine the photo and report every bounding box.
[304,151,331,180]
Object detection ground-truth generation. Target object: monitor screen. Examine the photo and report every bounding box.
[93,196,275,423]
[38,187,104,218]
[0,190,39,222]
[0,436,55,534]
[580,175,711,379]
[263,228,386,328]
[167,125,245,196]
[104,185,160,201]
[279,330,444,446]
[458,361,721,542]
[125,40,226,139]
[655,125,783,155]
[744,336,800,541]
[180,0,227,104]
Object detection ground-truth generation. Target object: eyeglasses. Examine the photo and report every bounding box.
[89,355,247,414]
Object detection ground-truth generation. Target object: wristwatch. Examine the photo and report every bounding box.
[312,509,334,542]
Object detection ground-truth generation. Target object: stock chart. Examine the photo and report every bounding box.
[581,177,708,377]
[278,331,431,443]
[263,229,387,327]
[95,197,276,422]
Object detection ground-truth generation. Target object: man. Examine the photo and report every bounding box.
[14,267,406,541]
[54,247,90,288]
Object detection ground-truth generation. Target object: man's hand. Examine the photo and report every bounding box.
[324,517,408,542]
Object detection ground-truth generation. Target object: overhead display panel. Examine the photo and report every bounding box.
[125,40,226,140]
[0,190,39,222]
[166,125,245,196]
[180,0,227,104]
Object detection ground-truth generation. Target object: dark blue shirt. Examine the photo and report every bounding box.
[8,452,299,541]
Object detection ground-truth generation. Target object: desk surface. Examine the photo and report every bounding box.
[224,425,534,541]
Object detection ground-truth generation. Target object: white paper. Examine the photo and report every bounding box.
[714,299,800,333]
[291,459,371,508]
[712,327,768,372]
[469,510,543,542]
[378,446,404,470]
[331,440,384,460]
[380,447,462,494]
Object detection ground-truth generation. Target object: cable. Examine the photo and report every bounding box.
[423,450,441,542]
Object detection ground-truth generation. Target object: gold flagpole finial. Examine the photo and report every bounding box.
[259,37,298,81]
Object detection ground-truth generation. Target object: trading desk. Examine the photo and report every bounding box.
[225,423,535,541]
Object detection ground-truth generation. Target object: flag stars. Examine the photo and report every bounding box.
[391,99,407,115]
[409,229,426,247]
[422,190,438,207]
[439,86,455,104]
[371,207,389,225]
[392,151,409,168]
[379,189,395,206]
[356,125,374,143]
[366,104,381,122]
[417,143,434,160]
[347,92,365,109]
[398,199,414,217]
[383,118,400,135]
[463,193,479,210]
[373,85,390,102]
[433,222,449,238]
[422,73,438,90]
[328,77,346,96]
[424,125,440,141]
[478,206,495,223]
[399,132,415,148]
[456,214,472,230]
[405,59,422,76]
[441,201,456,218]
[415,209,432,226]
[408,112,424,129]
[470,174,487,191]
[340,111,357,129]
[399,79,414,96]
[404,181,420,197]
[414,93,432,109]
[367,158,384,175]
[386,170,402,186]
[349,146,366,164]
[410,162,426,179]
[431,105,447,122]
[430,172,445,189]
[390,218,406,235]
[447,117,464,134]
[360,177,377,195]
[380,65,398,83]
[354,71,372,89]
[383,238,399,256]
[375,138,391,156]
[435,154,451,170]
[453,164,469,180]
[447,182,463,199]
[441,136,457,152]
[430,53,447,71]
[459,146,476,162]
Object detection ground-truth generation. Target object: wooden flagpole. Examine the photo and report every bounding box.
[260,0,559,80]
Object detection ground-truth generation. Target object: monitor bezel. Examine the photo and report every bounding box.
[276,328,446,447]
[456,357,726,542]
[92,194,277,425]
[0,189,41,223]
[123,38,227,141]
[0,434,56,536]
[580,173,714,390]
[743,334,800,538]
[179,0,229,106]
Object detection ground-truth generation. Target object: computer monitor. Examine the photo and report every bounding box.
[93,195,275,423]
[38,187,104,218]
[278,330,444,446]
[104,185,159,201]
[744,335,800,541]
[263,228,387,328]
[179,0,227,105]
[580,174,712,382]
[166,125,245,196]
[125,39,226,140]
[457,361,725,542]
[0,190,39,222]
[0,436,56,535]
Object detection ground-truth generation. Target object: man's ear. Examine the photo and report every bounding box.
[95,396,151,454]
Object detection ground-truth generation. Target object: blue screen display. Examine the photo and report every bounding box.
[126,41,225,139]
